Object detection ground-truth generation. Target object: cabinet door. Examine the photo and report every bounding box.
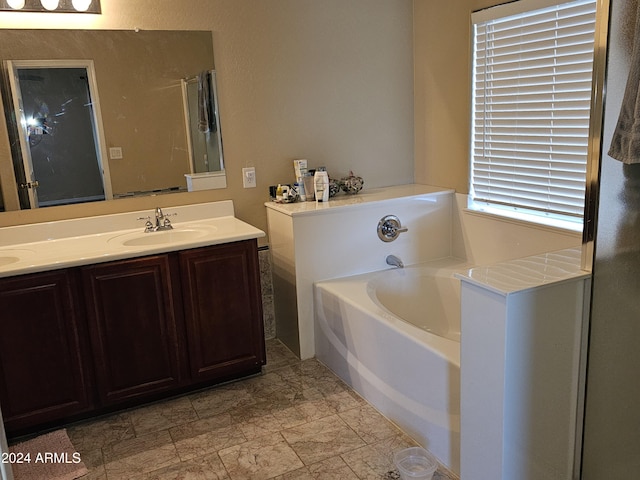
[82,255,185,406]
[180,240,265,382]
[0,270,92,434]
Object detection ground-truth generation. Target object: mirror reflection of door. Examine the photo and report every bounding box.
[6,60,112,208]
[182,70,224,174]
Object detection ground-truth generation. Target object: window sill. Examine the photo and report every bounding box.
[463,205,583,237]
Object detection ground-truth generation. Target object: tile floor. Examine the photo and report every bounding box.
[64,339,457,480]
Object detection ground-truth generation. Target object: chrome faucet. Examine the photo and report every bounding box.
[138,207,176,232]
[386,254,404,268]
[154,207,174,231]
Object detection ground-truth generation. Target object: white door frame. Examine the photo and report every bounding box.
[5,59,113,207]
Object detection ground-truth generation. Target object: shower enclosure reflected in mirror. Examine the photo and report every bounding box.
[182,70,224,175]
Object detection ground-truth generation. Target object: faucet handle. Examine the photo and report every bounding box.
[137,216,154,232]
[377,215,408,242]
[162,212,176,227]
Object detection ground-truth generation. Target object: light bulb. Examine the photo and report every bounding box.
[71,0,92,11]
[7,0,25,9]
[40,0,59,10]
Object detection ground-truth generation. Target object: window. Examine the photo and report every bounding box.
[470,0,597,230]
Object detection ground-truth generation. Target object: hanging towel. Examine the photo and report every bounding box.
[197,71,213,133]
[609,3,640,163]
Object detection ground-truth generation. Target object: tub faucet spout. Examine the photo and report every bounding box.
[386,254,404,268]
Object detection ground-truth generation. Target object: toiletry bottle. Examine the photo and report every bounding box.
[303,172,315,201]
[276,184,283,201]
[295,181,306,201]
[314,167,329,202]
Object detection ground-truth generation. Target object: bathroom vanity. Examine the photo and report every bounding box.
[0,201,266,436]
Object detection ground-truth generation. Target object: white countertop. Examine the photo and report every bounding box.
[0,200,265,278]
[456,247,589,296]
[264,184,454,217]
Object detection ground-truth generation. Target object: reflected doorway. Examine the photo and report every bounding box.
[5,60,112,208]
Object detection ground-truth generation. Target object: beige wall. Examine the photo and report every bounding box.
[413,0,504,193]
[0,0,414,238]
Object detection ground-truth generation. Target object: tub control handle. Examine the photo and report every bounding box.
[377,215,408,242]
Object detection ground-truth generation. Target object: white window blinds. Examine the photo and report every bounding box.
[470,0,596,223]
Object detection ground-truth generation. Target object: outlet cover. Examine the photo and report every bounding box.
[242,167,256,188]
[109,147,123,160]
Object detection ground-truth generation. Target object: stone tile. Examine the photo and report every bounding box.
[130,396,199,436]
[143,452,231,480]
[272,468,316,480]
[227,401,278,425]
[273,456,359,480]
[281,414,366,465]
[323,388,367,413]
[264,339,300,372]
[76,448,104,471]
[307,456,360,479]
[67,412,135,452]
[284,379,365,423]
[169,414,246,461]
[289,359,338,382]
[189,382,257,419]
[434,469,459,480]
[291,388,342,422]
[339,404,403,444]
[243,369,302,401]
[352,435,459,480]
[218,432,304,480]
[77,464,107,480]
[340,433,419,480]
[262,294,276,340]
[60,341,461,480]
[258,249,273,297]
[102,430,181,480]
[239,405,308,440]
[285,359,354,398]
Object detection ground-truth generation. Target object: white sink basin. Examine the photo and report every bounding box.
[109,227,216,247]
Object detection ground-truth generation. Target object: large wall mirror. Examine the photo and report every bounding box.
[0,29,225,211]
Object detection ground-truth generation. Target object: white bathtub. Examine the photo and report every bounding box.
[314,257,471,474]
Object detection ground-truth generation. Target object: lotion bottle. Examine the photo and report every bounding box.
[295,182,306,201]
[314,167,329,202]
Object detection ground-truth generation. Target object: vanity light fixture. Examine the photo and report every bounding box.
[6,0,25,9]
[0,0,101,13]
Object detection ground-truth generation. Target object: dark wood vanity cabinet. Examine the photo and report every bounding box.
[180,241,265,383]
[0,270,93,433]
[0,239,265,436]
[81,254,187,406]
